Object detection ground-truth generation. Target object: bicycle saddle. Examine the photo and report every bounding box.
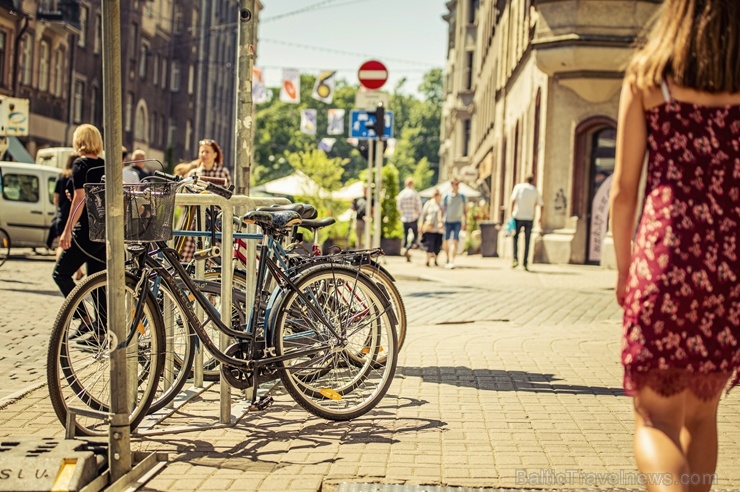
[257,203,317,219]
[299,217,336,230]
[243,210,301,231]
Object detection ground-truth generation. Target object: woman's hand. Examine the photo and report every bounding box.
[615,271,629,307]
[59,229,73,250]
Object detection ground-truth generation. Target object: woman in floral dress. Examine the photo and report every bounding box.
[610,0,740,488]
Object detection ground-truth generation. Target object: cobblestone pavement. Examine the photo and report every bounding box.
[1,250,739,491]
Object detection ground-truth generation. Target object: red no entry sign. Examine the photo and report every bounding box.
[358,60,388,90]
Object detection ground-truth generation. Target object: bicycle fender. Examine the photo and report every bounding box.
[263,287,285,347]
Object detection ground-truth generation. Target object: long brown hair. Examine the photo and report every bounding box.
[626,0,740,92]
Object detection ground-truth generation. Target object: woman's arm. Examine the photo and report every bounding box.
[53,192,60,208]
[59,188,87,250]
[609,81,648,306]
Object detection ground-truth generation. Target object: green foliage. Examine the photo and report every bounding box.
[381,164,402,239]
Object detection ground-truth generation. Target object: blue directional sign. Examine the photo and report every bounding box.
[349,109,394,139]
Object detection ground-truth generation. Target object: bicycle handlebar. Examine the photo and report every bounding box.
[152,170,233,199]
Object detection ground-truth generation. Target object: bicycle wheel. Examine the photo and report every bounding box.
[147,278,196,414]
[46,270,165,436]
[359,262,407,352]
[272,265,397,421]
[0,229,9,267]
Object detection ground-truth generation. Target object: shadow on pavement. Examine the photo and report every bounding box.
[0,287,62,297]
[401,366,623,396]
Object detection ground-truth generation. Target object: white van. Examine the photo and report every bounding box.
[35,147,76,170]
[0,161,61,249]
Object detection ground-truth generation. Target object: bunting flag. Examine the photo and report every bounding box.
[384,138,397,157]
[318,138,337,152]
[252,67,269,104]
[280,68,300,104]
[300,109,317,135]
[327,109,345,135]
[347,137,359,147]
[311,70,336,104]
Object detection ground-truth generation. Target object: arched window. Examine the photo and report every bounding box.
[134,100,148,142]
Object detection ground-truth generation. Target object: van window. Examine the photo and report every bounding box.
[48,176,57,204]
[2,173,40,202]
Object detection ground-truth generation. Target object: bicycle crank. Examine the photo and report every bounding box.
[221,343,254,389]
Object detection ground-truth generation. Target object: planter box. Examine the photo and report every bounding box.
[380,237,402,256]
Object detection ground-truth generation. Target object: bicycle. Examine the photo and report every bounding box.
[47,176,398,435]
[0,228,9,267]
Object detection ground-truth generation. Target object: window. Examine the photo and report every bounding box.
[464,51,474,90]
[152,54,159,85]
[174,4,184,33]
[125,92,133,131]
[20,34,32,86]
[139,42,148,79]
[170,61,180,92]
[90,85,97,123]
[94,14,101,53]
[39,41,50,92]
[187,64,194,94]
[78,6,88,47]
[160,59,167,88]
[54,47,64,96]
[129,22,138,61]
[462,119,471,157]
[48,177,56,205]
[2,174,40,203]
[135,104,147,141]
[185,119,192,152]
[73,80,84,123]
[0,32,6,87]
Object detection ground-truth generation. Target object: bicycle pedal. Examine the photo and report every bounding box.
[248,395,274,411]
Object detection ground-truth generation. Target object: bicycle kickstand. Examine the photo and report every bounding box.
[248,395,274,412]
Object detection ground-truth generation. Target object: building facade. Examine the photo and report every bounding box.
[5,0,251,169]
[440,0,660,265]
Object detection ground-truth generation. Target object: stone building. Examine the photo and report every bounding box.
[4,0,250,168]
[440,0,660,265]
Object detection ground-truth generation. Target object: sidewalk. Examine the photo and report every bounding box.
[1,252,739,491]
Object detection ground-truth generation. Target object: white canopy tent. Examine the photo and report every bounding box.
[252,170,329,198]
[419,180,481,199]
[332,180,365,201]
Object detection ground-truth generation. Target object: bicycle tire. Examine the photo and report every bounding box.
[272,264,397,421]
[359,263,407,352]
[46,270,165,436]
[0,229,10,267]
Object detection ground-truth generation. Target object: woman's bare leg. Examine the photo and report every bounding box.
[680,388,724,492]
[633,387,688,492]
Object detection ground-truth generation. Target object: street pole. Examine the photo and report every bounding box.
[101,0,131,481]
[234,0,256,196]
[365,140,373,249]
[373,103,384,248]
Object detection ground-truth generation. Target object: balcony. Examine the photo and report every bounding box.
[37,0,81,33]
[531,0,660,102]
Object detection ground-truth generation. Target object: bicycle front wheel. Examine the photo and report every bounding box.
[46,271,165,436]
[272,265,398,421]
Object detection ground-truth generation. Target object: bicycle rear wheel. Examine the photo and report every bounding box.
[272,265,397,421]
[359,262,407,352]
[0,229,9,267]
[46,271,165,436]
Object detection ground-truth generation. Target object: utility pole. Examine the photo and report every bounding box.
[234,0,256,195]
[373,103,385,248]
[101,0,131,482]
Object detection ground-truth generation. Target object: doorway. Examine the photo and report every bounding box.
[586,127,616,263]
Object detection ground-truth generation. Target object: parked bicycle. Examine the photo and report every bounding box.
[47,175,399,436]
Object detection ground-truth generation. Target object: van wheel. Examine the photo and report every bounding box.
[0,229,10,267]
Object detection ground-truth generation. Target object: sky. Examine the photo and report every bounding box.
[256,0,449,97]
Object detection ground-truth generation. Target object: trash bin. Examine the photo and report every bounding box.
[479,221,499,257]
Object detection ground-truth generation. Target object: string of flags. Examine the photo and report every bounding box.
[252,67,395,156]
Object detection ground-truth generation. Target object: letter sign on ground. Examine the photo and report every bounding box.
[358,60,388,90]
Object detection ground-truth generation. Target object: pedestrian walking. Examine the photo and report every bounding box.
[179,139,232,263]
[509,174,542,270]
[396,177,422,262]
[122,146,139,183]
[610,0,740,488]
[129,149,151,181]
[441,179,465,269]
[352,185,370,249]
[47,154,85,281]
[419,188,444,267]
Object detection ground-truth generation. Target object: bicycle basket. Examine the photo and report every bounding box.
[85,182,177,243]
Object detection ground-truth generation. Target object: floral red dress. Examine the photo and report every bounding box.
[621,85,740,399]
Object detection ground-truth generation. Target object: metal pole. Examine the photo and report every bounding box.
[234,0,256,195]
[373,139,383,248]
[365,141,373,249]
[101,0,131,481]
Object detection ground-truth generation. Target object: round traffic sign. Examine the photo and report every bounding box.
[358,60,388,90]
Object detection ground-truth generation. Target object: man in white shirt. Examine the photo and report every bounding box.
[510,174,543,270]
[396,177,422,262]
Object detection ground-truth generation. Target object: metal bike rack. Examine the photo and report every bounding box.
[137,192,289,434]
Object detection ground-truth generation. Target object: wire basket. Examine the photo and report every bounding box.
[85,182,177,243]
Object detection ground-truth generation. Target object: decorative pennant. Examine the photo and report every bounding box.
[280,68,300,104]
[300,109,317,135]
[252,67,269,104]
[347,137,359,147]
[327,108,345,135]
[318,138,337,152]
[384,138,397,157]
[311,70,336,104]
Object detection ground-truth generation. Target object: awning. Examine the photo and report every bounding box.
[5,137,35,163]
